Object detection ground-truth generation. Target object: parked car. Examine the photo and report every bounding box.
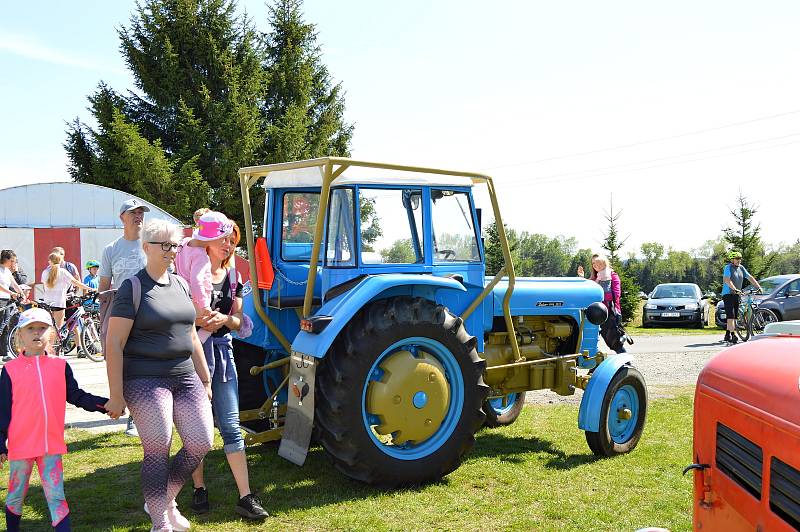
[642,283,710,328]
[715,274,800,328]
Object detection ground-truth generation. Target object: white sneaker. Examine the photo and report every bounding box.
[144,501,190,531]
[125,417,139,437]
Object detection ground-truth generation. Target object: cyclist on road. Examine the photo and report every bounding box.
[721,250,762,344]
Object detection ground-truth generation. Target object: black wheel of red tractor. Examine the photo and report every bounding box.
[483,392,526,428]
[315,296,488,488]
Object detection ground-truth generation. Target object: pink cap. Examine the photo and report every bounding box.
[193,211,233,242]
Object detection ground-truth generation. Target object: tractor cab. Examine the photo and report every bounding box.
[251,165,487,344]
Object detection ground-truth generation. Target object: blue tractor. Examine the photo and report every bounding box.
[233,158,647,487]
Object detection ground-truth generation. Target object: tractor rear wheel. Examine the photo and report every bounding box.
[483,392,526,427]
[585,366,647,456]
[315,296,488,487]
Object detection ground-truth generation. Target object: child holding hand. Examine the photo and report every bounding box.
[0,308,111,532]
[174,210,234,342]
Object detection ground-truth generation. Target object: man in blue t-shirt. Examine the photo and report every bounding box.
[721,250,762,343]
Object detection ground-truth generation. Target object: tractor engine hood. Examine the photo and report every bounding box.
[489,277,604,315]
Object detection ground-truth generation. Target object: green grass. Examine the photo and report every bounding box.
[3,394,695,531]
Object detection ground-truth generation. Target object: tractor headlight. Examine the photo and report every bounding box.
[684,303,698,311]
[645,303,657,310]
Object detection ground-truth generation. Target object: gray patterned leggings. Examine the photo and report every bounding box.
[124,373,213,530]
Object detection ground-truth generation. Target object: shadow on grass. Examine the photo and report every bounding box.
[53,434,382,531]
[28,426,601,530]
[471,430,601,470]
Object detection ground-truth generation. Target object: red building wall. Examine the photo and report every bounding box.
[33,228,81,276]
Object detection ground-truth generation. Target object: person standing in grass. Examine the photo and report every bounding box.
[0,308,110,532]
[104,219,214,532]
[99,198,150,437]
[186,220,267,520]
[721,250,762,344]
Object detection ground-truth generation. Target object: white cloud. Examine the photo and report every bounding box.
[0,31,103,71]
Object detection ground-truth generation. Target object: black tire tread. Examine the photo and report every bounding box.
[483,392,527,428]
[585,366,647,457]
[315,296,488,487]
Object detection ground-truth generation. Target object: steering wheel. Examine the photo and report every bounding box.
[438,249,456,260]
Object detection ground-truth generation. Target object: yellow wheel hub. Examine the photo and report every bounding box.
[366,348,450,445]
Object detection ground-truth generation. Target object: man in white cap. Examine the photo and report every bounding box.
[98,198,150,437]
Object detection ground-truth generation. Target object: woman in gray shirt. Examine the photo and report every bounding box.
[104,220,213,532]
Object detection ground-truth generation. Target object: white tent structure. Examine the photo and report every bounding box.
[0,182,182,283]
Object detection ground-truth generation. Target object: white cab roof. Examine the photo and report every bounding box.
[763,320,800,337]
[261,165,474,189]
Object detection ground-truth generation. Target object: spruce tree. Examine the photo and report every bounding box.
[66,0,266,224]
[259,0,353,163]
[722,192,773,278]
[66,0,353,226]
[600,196,641,323]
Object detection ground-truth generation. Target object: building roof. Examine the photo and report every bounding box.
[0,182,182,228]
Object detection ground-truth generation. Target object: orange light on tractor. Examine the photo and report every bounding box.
[300,315,333,334]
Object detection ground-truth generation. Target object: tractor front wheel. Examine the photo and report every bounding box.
[585,366,647,456]
[483,392,526,428]
[315,297,488,487]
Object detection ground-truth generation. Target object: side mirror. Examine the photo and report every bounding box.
[639,291,648,300]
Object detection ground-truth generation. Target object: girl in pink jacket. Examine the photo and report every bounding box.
[0,308,109,532]
[174,210,234,342]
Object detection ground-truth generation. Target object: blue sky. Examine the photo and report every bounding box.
[1,1,799,255]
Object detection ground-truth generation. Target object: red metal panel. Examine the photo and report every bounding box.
[34,228,81,275]
[692,337,800,532]
[235,255,251,283]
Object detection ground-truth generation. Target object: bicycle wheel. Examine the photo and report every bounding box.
[62,328,76,355]
[735,306,751,342]
[80,318,104,362]
[6,324,20,359]
[749,308,779,336]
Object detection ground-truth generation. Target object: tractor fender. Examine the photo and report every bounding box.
[578,354,635,432]
[291,274,467,358]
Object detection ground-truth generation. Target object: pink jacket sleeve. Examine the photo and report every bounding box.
[610,271,622,313]
[174,239,212,309]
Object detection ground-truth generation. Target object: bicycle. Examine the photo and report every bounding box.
[733,288,779,342]
[6,293,104,361]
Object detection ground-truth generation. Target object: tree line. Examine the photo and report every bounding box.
[485,193,799,323]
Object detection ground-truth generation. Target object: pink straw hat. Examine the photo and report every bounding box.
[193,211,233,242]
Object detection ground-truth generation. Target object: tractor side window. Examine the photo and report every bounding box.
[281,192,320,261]
[360,188,424,264]
[326,188,356,267]
[431,189,480,262]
